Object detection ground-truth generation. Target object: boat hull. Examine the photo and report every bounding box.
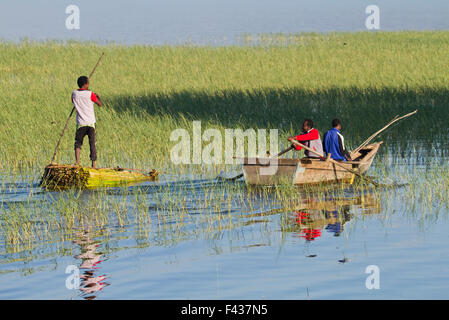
[242,142,382,186]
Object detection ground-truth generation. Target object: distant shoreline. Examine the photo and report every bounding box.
[1,30,448,47]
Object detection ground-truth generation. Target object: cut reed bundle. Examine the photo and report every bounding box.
[40,164,158,190]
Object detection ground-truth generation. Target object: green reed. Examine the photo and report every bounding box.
[1,31,449,174]
[1,31,449,262]
[2,160,449,260]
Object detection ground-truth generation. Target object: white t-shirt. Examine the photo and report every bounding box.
[71,89,98,126]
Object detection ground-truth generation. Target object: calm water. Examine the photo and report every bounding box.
[0,157,448,299]
[1,0,449,300]
[0,0,448,45]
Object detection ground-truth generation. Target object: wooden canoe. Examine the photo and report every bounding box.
[40,164,158,190]
[241,142,382,186]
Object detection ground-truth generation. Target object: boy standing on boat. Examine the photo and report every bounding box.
[323,119,351,161]
[287,119,323,158]
[72,76,102,168]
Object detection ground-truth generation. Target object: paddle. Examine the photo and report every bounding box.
[288,139,379,187]
[218,145,295,181]
[50,53,105,164]
[351,110,418,157]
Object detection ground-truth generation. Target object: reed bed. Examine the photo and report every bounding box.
[1,31,449,262]
[2,160,449,258]
[0,31,448,174]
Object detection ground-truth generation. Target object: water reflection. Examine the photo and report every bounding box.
[73,231,109,300]
[290,194,381,242]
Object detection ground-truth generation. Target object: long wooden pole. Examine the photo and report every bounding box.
[351,110,418,156]
[289,139,378,187]
[50,53,105,164]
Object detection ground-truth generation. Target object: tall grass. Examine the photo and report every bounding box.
[2,31,449,258]
[1,31,448,175]
[0,167,446,257]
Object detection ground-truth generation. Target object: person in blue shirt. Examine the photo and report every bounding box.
[323,119,352,161]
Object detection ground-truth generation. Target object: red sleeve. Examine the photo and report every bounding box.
[91,92,98,103]
[295,129,319,141]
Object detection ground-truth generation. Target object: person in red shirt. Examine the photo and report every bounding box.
[288,119,324,158]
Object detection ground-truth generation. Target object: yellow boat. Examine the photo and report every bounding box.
[40,164,158,190]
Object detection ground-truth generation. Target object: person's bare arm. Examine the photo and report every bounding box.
[95,95,103,107]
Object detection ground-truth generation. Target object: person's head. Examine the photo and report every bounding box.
[302,119,313,132]
[332,118,342,130]
[77,76,89,89]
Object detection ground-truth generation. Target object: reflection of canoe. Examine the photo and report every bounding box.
[40,164,158,190]
[295,193,381,214]
[241,142,382,186]
[288,193,381,240]
[294,194,380,227]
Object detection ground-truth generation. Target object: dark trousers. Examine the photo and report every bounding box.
[74,126,97,161]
